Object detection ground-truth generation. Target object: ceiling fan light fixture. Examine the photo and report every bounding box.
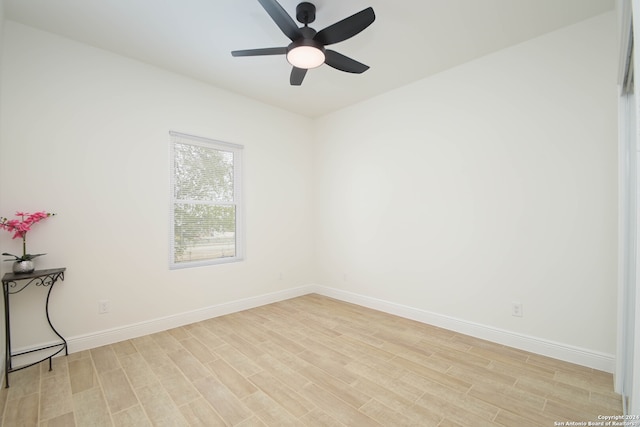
[286,39,325,69]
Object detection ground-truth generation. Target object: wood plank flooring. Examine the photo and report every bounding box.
[0,294,623,426]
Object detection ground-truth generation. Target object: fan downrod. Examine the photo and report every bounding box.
[296,2,316,25]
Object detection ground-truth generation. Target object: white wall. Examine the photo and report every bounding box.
[0,22,314,349]
[314,12,618,357]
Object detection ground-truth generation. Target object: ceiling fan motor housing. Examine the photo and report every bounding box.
[288,37,324,53]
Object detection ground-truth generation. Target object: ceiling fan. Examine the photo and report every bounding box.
[231,0,375,86]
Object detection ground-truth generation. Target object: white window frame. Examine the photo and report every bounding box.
[169,131,244,269]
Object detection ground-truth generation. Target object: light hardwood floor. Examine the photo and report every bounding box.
[0,294,623,426]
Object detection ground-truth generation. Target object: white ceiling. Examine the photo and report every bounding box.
[4,0,615,117]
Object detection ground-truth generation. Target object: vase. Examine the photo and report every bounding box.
[12,260,35,274]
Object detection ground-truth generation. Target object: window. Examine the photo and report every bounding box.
[169,131,243,269]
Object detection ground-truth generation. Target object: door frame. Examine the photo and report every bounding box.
[616,0,640,415]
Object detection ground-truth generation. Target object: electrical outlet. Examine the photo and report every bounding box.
[98,299,110,314]
[512,302,523,317]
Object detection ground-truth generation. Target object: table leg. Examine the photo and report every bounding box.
[44,280,67,358]
[3,283,11,388]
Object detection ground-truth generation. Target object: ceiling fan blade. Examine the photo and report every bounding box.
[325,50,369,73]
[257,0,302,41]
[231,47,287,57]
[290,67,308,86]
[314,7,375,46]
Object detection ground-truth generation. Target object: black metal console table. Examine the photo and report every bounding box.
[2,268,67,387]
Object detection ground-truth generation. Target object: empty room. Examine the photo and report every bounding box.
[0,0,639,426]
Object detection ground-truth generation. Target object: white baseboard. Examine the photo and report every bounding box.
[313,285,616,373]
[65,285,316,354]
[36,283,613,374]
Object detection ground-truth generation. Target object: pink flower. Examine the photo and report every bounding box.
[17,223,31,232]
[6,219,20,230]
[0,211,55,257]
[28,211,48,222]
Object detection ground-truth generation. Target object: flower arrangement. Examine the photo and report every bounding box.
[0,211,55,262]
